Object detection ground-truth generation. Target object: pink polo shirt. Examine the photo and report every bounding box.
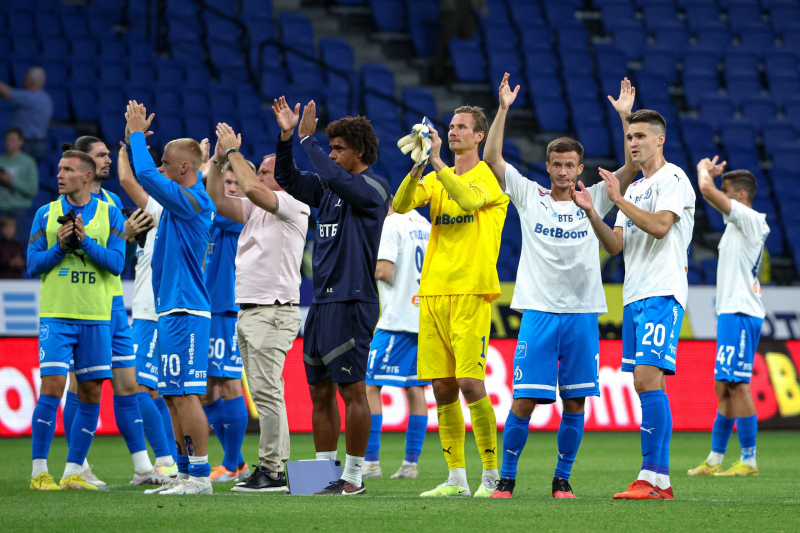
[235,191,309,305]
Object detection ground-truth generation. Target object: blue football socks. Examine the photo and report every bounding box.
[203,398,226,455]
[554,411,585,480]
[153,396,177,459]
[113,393,147,454]
[405,414,427,463]
[658,394,673,480]
[136,392,172,459]
[62,390,79,447]
[365,414,383,462]
[222,396,248,470]
[736,414,758,465]
[31,394,60,460]
[176,453,189,475]
[66,401,100,466]
[639,390,667,477]
[500,411,530,480]
[711,411,735,454]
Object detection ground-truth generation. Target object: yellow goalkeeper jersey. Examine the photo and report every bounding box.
[400,161,508,301]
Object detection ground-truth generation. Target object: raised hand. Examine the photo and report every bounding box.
[570,181,595,213]
[427,125,443,166]
[697,155,727,178]
[298,100,318,138]
[124,101,155,142]
[607,77,635,117]
[200,138,210,164]
[499,72,520,110]
[216,123,242,154]
[272,96,300,135]
[599,167,623,203]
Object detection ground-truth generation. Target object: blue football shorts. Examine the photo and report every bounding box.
[621,296,684,376]
[133,318,160,389]
[512,310,600,403]
[110,306,136,369]
[39,321,112,382]
[715,313,763,384]
[208,313,242,379]
[157,313,210,396]
[366,329,430,388]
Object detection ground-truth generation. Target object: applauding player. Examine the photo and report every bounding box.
[273,98,391,495]
[688,158,769,476]
[125,101,216,495]
[394,107,508,498]
[484,75,639,499]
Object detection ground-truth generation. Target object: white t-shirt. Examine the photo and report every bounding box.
[615,162,696,309]
[376,210,431,333]
[132,196,164,321]
[716,199,770,318]
[505,164,615,313]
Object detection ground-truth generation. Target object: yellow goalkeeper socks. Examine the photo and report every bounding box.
[437,400,466,469]
[468,396,498,470]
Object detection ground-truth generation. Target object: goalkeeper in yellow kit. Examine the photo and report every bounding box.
[393,107,508,497]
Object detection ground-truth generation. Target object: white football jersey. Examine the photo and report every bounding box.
[615,162,696,308]
[132,196,164,321]
[716,199,770,318]
[376,210,431,333]
[505,164,615,313]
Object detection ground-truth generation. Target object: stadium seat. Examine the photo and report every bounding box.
[726,73,764,105]
[8,9,35,37]
[520,26,554,54]
[48,84,70,122]
[279,12,314,48]
[653,21,690,55]
[523,51,558,76]
[611,21,647,60]
[401,88,437,123]
[769,75,800,106]
[765,50,799,79]
[720,120,758,151]
[407,0,439,57]
[369,0,405,32]
[557,26,590,53]
[772,144,800,174]
[41,37,68,62]
[769,1,800,34]
[762,121,797,156]
[728,2,765,34]
[642,1,679,31]
[448,39,486,83]
[724,50,760,76]
[736,23,775,56]
[560,51,593,74]
[360,63,395,98]
[784,97,800,131]
[680,119,717,151]
[570,99,605,126]
[701,258,718,283]
[741,96,778,129]
[577,124,611,158]
[684,73,720,109]
[534,97,569,132]
[684,48,719,78]
[565,75,599,102]
[71,87,100,122]
[642,48,679,84]
[693,23,732,56]
[594,46,627,78]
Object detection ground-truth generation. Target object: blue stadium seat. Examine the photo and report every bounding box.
[684,48,719,78]
[726,73,764,105]
[560,51,593,74]
[241,0,273,17]
[448,39,486,83]
[577,124,611,158]
[407,0,439,57]
[484,27,516,53]
[652,21,690,54]
[557,26,590,53]
[49,84,70,122]
[523,50,558,76]
[166,0,199,17]
[785,97,800,131]
[762,120,797,156]
[370,0,405,32]
[534,98,568,132]
[36,11,62,38]
[642,48,679,83]
[769,1,800,34]
[156,90,182,112]
[594,46,627,78]
[402,88,437,123]
[611,21,647,60]
[71,87,99,122]
[544,3,578,26]
[565,75,598,101]
[482,0,512,28]
[766,225,785,256]
[128,65,155,91]
[13,37,39,62]
[739,96,777,130]
[772,144,800,173]
[737,24,775,56]
[769,75,800,106]
[279,12,314,47]
[360,63,395,97]
[693,23,732,56]
[100,65,127,90]
[724,50,760,76]
[86,12,116,40]
[185,115,213,142]
[765,50,799,79]
[364,94,398,122]
[721,120,758,150]
[728,2,764,33]
[71,38,98,61]
[642,1,679,31]
[99,88,126,116]
[701,258,719,282]
[320,37,355,74]
[8,10,35,37]
[182,89,210,113]
[528,74,563,101]
[488,50,523,87]
[726,148,762,175]
[260,70,287,101]
[520,26,553,53]
[570,99,605,126]
[684,73,720,109]
[700,95,737,131]
[509,2,544,26]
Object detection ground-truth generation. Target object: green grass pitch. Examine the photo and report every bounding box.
[4,431,799,531]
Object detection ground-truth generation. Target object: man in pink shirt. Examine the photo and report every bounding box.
[207,122,310,493]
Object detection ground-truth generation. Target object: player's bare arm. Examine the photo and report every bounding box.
[375,260,394,282]
[117,141,150,209]
[207,129,245,224]
[601,168,677,239]
[484,72,520,190]
[697,155,731,216]
[608,77,640,193]
[272,96,300,141]
[428,126,491,212]
[571,181,623,255]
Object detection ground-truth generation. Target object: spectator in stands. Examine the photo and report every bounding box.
[0,67,53,162]
[432,0,487,83]
[0,216,25,278]
[0,127,39,240]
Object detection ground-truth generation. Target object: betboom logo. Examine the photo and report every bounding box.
[434,214,474,226]
[533,224,588,240]
[188,333,195,366]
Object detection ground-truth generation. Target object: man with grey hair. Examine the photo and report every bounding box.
[0,67,53,162]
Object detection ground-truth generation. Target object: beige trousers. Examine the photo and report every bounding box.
[237,305,302,473]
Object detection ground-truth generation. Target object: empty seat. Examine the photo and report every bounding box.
[721,120,758,150]
[370,0,405,32]
[520,27,553,53]
[653,21,690,55]
[279,12,314,47]
[448,39,486,83]
[726,73,764,105]
[611,21,647,60]
[684,48,719,77]
[407,0,439,57]
[762,120,797,156]
[523,50,558,76]
[595,45,627,78]
[772,144,800,173]
[642,47,679,83]
[534,97,568,132]
[693,22,732,56]
[728,2,764,33]
[684,73,720,109]
[770,75,800,105]
[769,1,800,34]
[700,95,737,130]
[741,96,778,129]
[565,75,598,101]
[577,124,611,158]
[360,63,395,97]
[724,50,760,76]
[737,23,775,56]
[785,97,800,130]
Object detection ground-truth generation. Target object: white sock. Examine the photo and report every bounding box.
[316,450,337,461]
[32,459,48,477]
[364,460,379,468]
[156,455,175,467]
[637,469,657,486]
[740,448,757,467]
[177,472,190,480]
[482,468,499,481]
[63,462,83,479]
[448,467,468,488]
[82,458,90,470]
[706,451,724,466]
[190,475,210,484]
[656,473,671,489]
[189,454,209,466]
[401,460,417,467]
[341,454,364,486]
[132,450,154,474]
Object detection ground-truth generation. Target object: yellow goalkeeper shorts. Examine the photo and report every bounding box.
[417,294,492,381]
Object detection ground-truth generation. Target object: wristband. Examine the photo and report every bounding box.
[226,147,239,156]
